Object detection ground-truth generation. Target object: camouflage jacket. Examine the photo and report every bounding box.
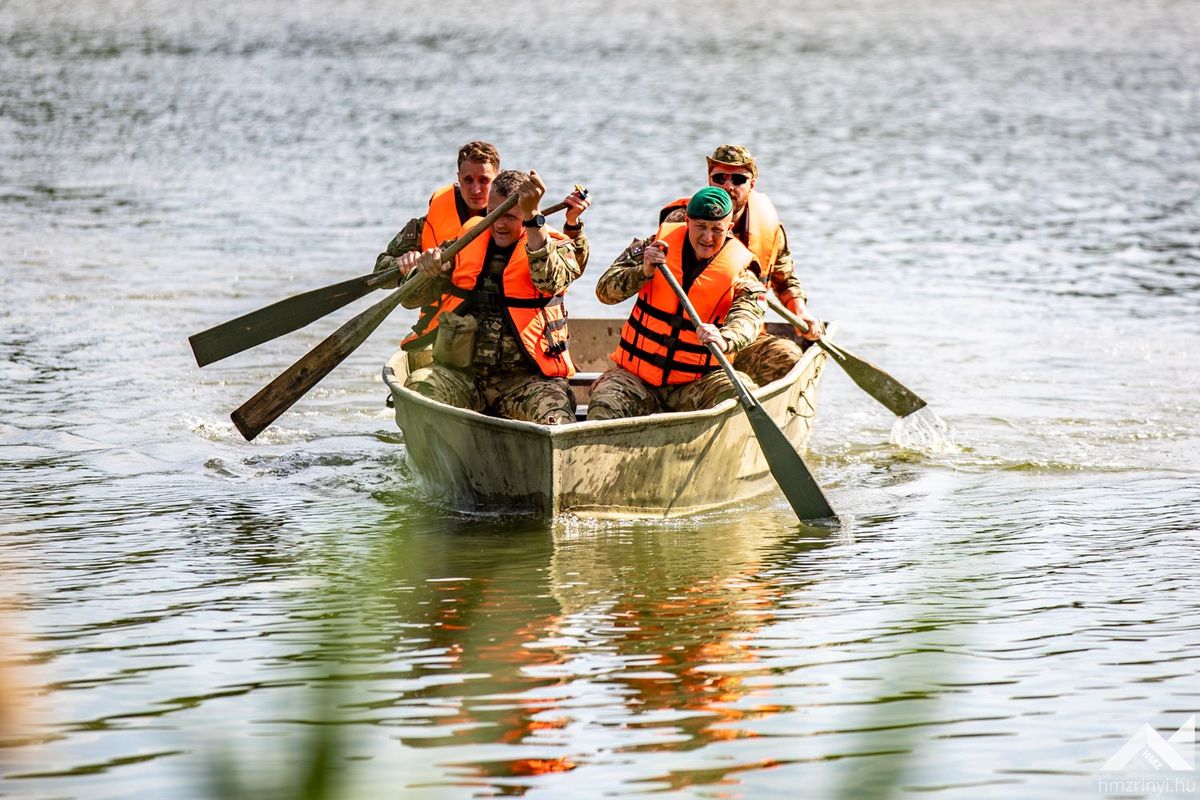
[662,206,805,305]
[595,236,766,352]
[374,216,426,274]
[400,234,586,374]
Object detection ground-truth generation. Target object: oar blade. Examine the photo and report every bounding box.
[825,345,927,418]
[190,272,384,367]
[744,400,838,522]
[230,289,406,440]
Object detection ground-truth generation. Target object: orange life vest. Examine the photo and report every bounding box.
[610,223,754,386]
[403,220,576,379]
[409,185,473,341]
[421,184,469,250]
[659,191,783,275]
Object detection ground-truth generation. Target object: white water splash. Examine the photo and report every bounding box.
[890,407,959,454]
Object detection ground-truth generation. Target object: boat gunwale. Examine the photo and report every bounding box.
[381,321,831,439]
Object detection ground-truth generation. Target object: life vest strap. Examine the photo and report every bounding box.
[633,296,696,332]
[617,339,715,375]
[626,312,710,355]
[448,285,556,309]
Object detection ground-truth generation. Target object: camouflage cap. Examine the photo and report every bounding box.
[706,144,758,177]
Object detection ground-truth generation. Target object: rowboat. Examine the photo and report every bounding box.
[382,319,831,519]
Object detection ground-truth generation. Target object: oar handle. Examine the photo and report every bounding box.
[541,183,588,216]
[654,263,757,409]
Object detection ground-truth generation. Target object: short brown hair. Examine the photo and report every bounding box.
[457,141,500,170]
[491,169,528,198]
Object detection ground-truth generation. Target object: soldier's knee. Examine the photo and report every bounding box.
[585,402,625,421]
[404,367,439,397]
[405,365,472,407]
[405,347,434,373]
[735,371,758,391]
[744,338,802,384]
[711,372,755,403]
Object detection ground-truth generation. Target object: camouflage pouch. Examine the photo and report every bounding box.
[433,311,477,369]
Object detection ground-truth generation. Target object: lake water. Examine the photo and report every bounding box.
[2,1,1198,798]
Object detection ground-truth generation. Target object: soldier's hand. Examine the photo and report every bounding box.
[518,170,547,217]
[696,323,729,353]
[563,186,590,227]
[397,251,422,277]
[372,257,401,288]
[790,303,824,341]
[641,239,668,277]
[415,247,446,277]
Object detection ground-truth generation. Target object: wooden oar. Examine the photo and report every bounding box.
[656,264,837,522]
[765,295,927,418]
[190,192,584,368]
[229,192,522,441]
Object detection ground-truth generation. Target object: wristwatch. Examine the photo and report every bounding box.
[522,213,546,228]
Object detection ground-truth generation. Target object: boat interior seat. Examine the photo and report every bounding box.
[568,372,601,388]
[569,373,600,421]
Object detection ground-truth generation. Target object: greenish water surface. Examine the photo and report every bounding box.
[1,1,1198,798]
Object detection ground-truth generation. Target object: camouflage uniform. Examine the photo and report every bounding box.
[374,190,589,372]
[401,232,586,425]
[730,332,807,385]
[586,235,764,421]
[587,364,756,420]
[665,144,808,386]
[375,216,427,279]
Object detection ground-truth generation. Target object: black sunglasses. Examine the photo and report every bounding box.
[710,172,751,186]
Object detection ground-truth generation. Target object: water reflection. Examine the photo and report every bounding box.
[321,513,846,794]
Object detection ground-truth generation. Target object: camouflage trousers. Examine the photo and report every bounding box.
[405,363,576,425]
[585,366,758,421]
[732,332,805,386]
[405,347,434,373]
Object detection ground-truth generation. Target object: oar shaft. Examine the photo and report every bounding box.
[653,261,836,521]
[191,187,585,367]
[654,264,755,408]
[230,195,518,439]
[764,294,848,360]
[764,294,927,418]
[373,192,581,294]
[390,191,520,306]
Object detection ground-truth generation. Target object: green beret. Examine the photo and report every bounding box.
[686,187,733,221]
